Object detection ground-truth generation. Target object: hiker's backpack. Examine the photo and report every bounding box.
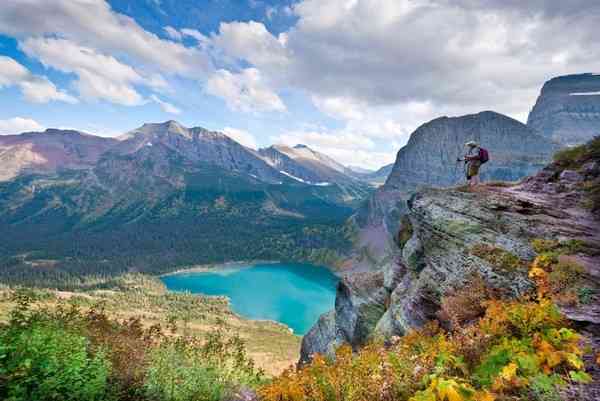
[479,147,489,164]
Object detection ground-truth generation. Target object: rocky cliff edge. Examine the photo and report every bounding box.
[301,138,600,364]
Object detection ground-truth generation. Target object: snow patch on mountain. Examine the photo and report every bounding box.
[280,170,332,186]
[570,91,600,96]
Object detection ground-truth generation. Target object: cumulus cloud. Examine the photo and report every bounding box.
[0,117,44,134]
[20,38,157,106]
[0,56,77,104]
[0,0,211,77]
[205,68,286,113]
[272,128,394,169]
[222,127,259,149]
[212,21,289,71]
[150,94,181,115]
[211,0,600,124]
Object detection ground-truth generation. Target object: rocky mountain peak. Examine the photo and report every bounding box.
[129,120,191,139]
[350,110,557,271]
[528,73,600,145]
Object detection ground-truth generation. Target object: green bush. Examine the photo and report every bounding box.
[0,299,110,401]
[144,331,263,401]
[0,292,264,401]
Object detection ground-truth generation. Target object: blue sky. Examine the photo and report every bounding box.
[1,1,599,169]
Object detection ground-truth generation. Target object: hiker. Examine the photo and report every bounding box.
[457,141,489,186]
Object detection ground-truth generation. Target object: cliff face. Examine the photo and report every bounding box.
[528,73,600,145]
[351,111,558,268]
[301,141,600,363]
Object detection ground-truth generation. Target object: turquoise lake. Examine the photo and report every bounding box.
[161,263,339,335]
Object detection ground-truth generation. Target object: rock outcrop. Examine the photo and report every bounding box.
[528,73,600,145]
[351,111,558,268]
[301,139,600,363]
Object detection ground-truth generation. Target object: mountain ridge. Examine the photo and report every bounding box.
[528,73,600,145]
[349,110,558,271]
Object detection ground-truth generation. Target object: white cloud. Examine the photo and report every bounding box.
[311,95,366,120]
[222,127,259,149]
[209,1,600,124]
[275,129,375,150]
[0,56,29,85]
[0,56,77,104]
[212,21,290,71]
[0,0,212,78]
[272,128,394,169]
[181,29,210,45]
[150,94,181,114]
[164,26,183,41]
[19,76,79,104]
[21,38,151,106]
[0,117,44,134]
[205,68,286,113]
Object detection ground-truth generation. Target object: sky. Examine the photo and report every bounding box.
[0,0,599,169]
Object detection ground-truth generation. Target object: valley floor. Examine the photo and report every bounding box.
[0,274,301,376]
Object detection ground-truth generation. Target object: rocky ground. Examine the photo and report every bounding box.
[301,140,600,399]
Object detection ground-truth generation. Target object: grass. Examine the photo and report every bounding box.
[552,136,600,214]
[0,274,300,376]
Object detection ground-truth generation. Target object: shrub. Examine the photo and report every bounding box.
[396,215,413,249]
[0,292,264,401]
[0,296,110,401]
[529,239,588,304]
[144,329,263,401]
[84,307,164,400]
[553,145,588,169]
[470,244,526,272]
[438,274,499,330]
[259,295,589,401]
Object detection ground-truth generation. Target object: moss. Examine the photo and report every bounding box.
[548,258,585,293]
[470,243,526,272]
[442,219,482,236]
[484,181,517,188]
[552,136,600,214]
[532,238,597,256]
[396,215,413,249]
[553,145,588,169]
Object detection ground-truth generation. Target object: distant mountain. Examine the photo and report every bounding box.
[351,111,559,267]
[0,129,117,181]
[0,121,374,286]
[261,144,349,176]
[528,73,600,145]
[346,166,373,174]
[348,163,394,186]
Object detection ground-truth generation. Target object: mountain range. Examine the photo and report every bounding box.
[0,121,374,286]
[2,72,600,287]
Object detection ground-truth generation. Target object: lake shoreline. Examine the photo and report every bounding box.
[160,259,341,278]
[159,260,281,277]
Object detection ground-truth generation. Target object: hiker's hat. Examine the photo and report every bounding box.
[465,140,478,147]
